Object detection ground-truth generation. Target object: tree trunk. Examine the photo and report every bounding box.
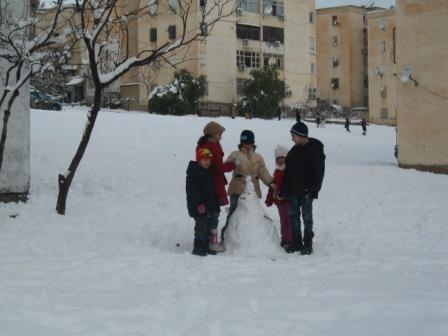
[56,87,102,214]
[0,89,20,174]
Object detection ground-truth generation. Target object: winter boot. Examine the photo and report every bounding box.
[301,232,314,255]
[192,238,207,257]
[289,231,303,253]
[208,229,226,253]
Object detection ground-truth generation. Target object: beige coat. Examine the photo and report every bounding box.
[227,147,273,198]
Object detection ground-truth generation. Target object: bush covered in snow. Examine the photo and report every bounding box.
[148,70,206,116]
[238,65,286,119]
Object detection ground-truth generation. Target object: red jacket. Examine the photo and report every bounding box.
[265,168,289,207]
[198,142,235,206]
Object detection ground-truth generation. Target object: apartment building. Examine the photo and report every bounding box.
[316,6,374,110]
[367,9,397,126]
[120,0,317,114]
[396,0,448,173]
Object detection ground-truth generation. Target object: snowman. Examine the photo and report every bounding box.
[224,177,283,256]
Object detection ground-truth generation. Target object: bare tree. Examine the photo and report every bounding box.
[56,0,236,214]
[0,0,71,174]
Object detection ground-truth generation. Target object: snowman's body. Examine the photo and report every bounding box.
[224,177,282,255]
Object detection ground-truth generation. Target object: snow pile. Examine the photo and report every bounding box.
[224,177,282,256]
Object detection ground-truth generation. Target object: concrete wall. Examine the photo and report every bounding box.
[396,0,448,173]
[0,0,31,201]
[368,9,398,126]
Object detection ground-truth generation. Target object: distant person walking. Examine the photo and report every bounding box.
[316,112,321,128]
[295,108,301,123]
[320,113,326,128]
[361,118,368,136]
[344,117,351,133]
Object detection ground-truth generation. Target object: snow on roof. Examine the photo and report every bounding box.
[66,76,84,86]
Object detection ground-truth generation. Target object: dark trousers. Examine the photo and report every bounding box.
[290,195,314,237]
[194,211,219,240]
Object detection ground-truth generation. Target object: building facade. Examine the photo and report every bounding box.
[367,9,397,126]
[316,6,372,110]
[120,0,317,114]
[396,0,448,173]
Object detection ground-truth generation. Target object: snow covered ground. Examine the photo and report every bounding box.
[1,106,447,335]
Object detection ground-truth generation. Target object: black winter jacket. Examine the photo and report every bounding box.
[281,138,326,199]
[186,161,219,218]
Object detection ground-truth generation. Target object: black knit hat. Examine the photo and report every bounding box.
[291,122,308,137]
[240,130,255,144]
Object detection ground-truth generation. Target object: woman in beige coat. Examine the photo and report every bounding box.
[221,130,275,242]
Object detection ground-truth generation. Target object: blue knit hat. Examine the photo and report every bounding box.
[290,122,308,137]
[240,130,255,144]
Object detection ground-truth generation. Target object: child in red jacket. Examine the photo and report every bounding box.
[197,121,236,253]
[265,145,294,253]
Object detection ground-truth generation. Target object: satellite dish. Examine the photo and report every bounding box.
[400,67,413,83]
[399,67,418,86]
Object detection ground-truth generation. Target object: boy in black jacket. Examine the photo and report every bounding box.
[280,122,326,255]
[186,147,220,256]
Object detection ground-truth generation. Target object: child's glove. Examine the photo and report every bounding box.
[196,204,206,214]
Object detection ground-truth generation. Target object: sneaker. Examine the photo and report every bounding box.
[209,242,226,253]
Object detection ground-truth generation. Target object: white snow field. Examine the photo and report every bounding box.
[1,106,447,336]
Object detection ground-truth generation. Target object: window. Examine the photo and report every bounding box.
[332,15,338,26]
[331,57,339,67]
[236,24,260,40]
[381,108,388,119]
[309,37,315,51]
[263,26,284,43]
[236,78,247,95]
[237,50,260,68]
[363,28,368,45]
[392,28,397,64]
[238,0,260,13]
[263,0,284,17]
[200,0,206,7]
[310,63,315,74]
[263,53,283,69]
[168,25,176,39]
[150,28,157,42]
[332,36,338,47]
[331,78,339,89]
[199,23,208,36]
[380,41,386,52]
[309,12,314,24]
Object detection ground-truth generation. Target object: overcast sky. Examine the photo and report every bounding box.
[316,0,395,9]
